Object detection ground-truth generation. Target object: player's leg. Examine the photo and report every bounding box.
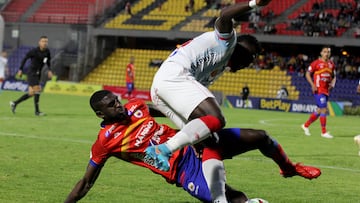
[216,128,321,180]
[148,62,226,201]
[149,62,225,152]
[301,94,322,135]
[318,94,332,138]
[10,85,35,114]
[177,147,251,203]
[33,85,44,116]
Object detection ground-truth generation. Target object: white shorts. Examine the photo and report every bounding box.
[151,61,215,128]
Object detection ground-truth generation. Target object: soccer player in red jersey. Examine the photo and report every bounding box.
[301,46,336,139]
[125,56,135,98]
[64,90,321,203]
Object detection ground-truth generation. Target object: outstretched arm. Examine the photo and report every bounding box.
[64,163,103,203]
[215,0,272,33]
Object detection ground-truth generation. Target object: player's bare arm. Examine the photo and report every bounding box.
[147,103,166,117]
[216,0,272,33]
[65,164,103,203]
[305,71,317,93]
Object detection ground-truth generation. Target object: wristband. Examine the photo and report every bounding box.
[249,0,257,8]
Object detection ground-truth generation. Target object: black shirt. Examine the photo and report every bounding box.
[19,47,51,75]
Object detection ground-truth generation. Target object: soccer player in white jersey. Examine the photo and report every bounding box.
[145,0,272,202]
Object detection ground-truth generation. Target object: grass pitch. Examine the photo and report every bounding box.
[0,90,359,203]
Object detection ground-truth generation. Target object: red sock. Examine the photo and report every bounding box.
[320,114,327,133]
[199,115,223,132]
[202,147,222,161]
[305,112,319,127]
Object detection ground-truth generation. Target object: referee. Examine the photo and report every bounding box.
[10,36,53,116]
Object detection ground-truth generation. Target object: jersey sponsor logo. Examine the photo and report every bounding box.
[128,104,138,115]
[151,125,164,144]
[195,52,216,67]
[114,132,122,139]
[135,121,154,147]
[105,125,116,138]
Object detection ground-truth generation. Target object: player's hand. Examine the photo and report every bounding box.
[311,85,317,94]
[256,0,272,6]
[17,70,22,78]
[48,70,53,79]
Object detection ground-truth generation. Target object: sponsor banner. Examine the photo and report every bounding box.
[226,96,344,116]
[44,81,102,96]
[291,101,318,113]
[225,96,259,109]
[1,79,28,91]
[103,85,151,101]
[260,98,292,112]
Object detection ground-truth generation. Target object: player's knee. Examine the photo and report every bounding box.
[252,129,271,144]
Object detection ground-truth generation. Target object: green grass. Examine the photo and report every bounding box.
[1,90,360,203]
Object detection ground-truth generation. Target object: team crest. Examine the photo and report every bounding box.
[133,110,143,118]
[187,182,195,192]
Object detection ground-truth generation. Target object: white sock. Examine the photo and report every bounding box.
[202,159,227,203]
[166,118,211,152]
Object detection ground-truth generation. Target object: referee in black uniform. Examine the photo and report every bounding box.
[10,36,53,116]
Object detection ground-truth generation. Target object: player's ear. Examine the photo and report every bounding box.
[95,111,105,118]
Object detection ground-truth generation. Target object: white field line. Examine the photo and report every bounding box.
[0,131,92,144]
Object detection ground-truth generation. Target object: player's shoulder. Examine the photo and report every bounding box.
[125,98,148,114]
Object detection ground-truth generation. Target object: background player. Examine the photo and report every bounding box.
[125,56,135,98]
[301,46,336,139]
[10,36,53,116]
[0,51,8,85]
[146,0,271,201]
[64,90,321,203]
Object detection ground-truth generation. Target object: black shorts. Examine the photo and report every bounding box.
[27,73,41,86]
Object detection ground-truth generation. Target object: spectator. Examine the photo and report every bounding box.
[241,83,250,108]
[125,1,132,15]
[125,56,135,98]
[276,85,289,99]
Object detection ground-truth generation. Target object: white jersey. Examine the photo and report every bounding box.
[151,28,237,126]
[164,28,237,86]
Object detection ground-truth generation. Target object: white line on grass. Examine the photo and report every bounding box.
[0,131,92,144]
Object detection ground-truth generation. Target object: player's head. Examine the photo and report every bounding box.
[130,56,135,64]
[320,45,331,60]
[228,35,261,72]
[38,36,48,50]
[90,90,128,122]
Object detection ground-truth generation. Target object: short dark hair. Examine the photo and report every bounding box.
[321,45,331,50]
[40,36,48,39]
[90,90,111,112]
[237,35,261,54]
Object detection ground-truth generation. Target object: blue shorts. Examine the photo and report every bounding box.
[126,82,134,91]
[176,128,243,202]
[314,94,328,108]
[177,147,212,202]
